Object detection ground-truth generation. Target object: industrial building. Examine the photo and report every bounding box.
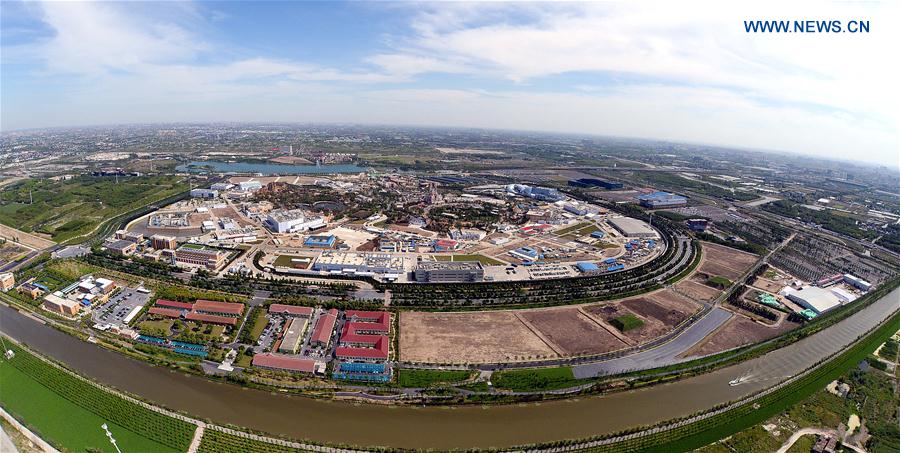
[782,286,846,315]
[506,184,565,202]
[413,261,484,283]
[686,218,709,232]
[190,188,219,199]
[174,245,227,270]
[304,235,336,248]
[637,191,688,208]
[607,217,657,238]
[312,252,404,276]
[150,234,177,250]
[510,246,540,261]
[278,318,308,354]
[265,209,326,233]
[843,274,872,291]
[238,181,263,192]
[576,262,600,274]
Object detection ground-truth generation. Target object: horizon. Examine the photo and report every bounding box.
[2,1,898,167]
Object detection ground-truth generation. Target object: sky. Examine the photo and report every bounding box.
[1,1,898,167]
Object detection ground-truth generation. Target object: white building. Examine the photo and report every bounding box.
[784,286,843,314]
[238,181,263,192]
[265,209,326,233]
[190,189,219,199]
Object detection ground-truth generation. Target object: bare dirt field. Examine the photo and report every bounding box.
[0,224,55,249]
[622,291,700,328]
[750,276,785,294]
[399,311,558,363]
[0,241,29,264]
[583,303,665,344]
[698,242,758,280]
[519,308,627,356]
[674,279,722,302]
[683,315,799,357]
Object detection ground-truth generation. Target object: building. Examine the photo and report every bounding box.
[510,246,540,261]
[568,178,623,190]
[184,312,238,326]
[332,361,391,382]
[18,282,44,299]
[783,286,843,315]
[310,308,338,348]
[686,218,709,232]
[42,293,80,317]
[576,262,600,274]
[312,252,404,276]
[192,299,244,317]
[150,234,177,250]
[174,245,227,270]
[432,239,459,252]
[107,240,137,256]
[0,272,14,291]
[190,188,219,199]
[278,318,308,354]
[238,181,263,192]
[304,235,336,248]
[268,304,313,318]
[335,335,389,361]
[608,217,657,238]
[843,274,872,291]
[265,209,326,233]
[210,183,234,191]
[413,261,484,283]
[590,231,605,239]
[506,184,564,202]
[637,191,687,208]
[344,310,391,332]
[252,353,324,374]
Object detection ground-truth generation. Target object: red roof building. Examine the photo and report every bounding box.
[335,336,389,361]
[310,308,338,347]
[268,304,313,318]
[345,310,390,325]
[148,307,183,318]
[185,311,238,326]
[252,353,317,373]
[192,299,244,317]
[154,299,194,310]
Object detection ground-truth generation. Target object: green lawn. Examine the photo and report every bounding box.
[786,434,817,453]
[706,276,733,289]
[0,175,187,242]
[492,367,580,392]
[0,346,187,452]
[239,307,268,345]
[397,369,474,387]
[611,313,645,332]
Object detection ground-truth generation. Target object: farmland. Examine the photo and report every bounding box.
[397,369,474,387]
[0,339,194,452]
[697,242,758,281]
[492,367,580,392]
[519,308,627,356]
[0,175,187,242]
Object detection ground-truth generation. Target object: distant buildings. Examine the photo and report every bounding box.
[638,191,687,208]
[414,261,484,283]
[568,178,623,190]
[190,188,219,199]
[686,218,709,232]
[312,252,404,276]
[506,184,564,202]
[237,181,263,192]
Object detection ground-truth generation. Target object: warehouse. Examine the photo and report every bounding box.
[278,318,308,354]
[413,261,484,283]
[312,252,404,275]
[637,191,687,208]
[783,286,843,314]
[607,217,657,238]
[304,234,336,248]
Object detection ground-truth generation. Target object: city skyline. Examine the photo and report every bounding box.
[2,1,898,167]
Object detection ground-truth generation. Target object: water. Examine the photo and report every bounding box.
[1,287,897,449]
[175,161,368,175]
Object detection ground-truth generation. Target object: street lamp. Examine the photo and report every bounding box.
[100,423,122,453]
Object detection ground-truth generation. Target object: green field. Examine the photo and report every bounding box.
[554,222,600,238]
[610,313,645,331]
[199,429,299,453]
[0,340,193,452]
[239,307,268,345]
[0,175,187,242]
[492,366,579,392]
[273,254,312,268]
[396,368,474,387]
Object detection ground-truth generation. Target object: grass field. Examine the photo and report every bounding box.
[273,254,312,268]
[396,368,474,387]
[0,175,187,242]
[0,340,193,452]
[239,307,268,344]
[610,313,645,332]
[492,366,580,392]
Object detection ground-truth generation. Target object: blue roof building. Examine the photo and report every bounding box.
[590,231,605,239]
[577,262,599,273]
[304,235,336,248]
[637,191,687,208]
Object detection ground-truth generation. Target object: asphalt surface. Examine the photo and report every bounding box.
[572,307,733,378]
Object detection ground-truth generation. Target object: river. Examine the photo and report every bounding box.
[1,287,897,450]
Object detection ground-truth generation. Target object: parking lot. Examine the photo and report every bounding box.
[91,286,151,328]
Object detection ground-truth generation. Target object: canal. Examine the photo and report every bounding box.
[1,287,897,450]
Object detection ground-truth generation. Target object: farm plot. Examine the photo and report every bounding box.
[682,315,800,357]
[400,311,558,363]
[622,291,700,328]
[697,242,758,280]
[519,308,628,356]
[674,279,722,302]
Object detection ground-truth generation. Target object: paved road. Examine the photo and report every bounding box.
[573,307,733,378]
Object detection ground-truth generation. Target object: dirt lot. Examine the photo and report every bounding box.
[674,279,722,302]
[622,291,700,327]
[399,311,558,363]
[698,242,758,280]
[750,276,785,294]
[519,308,627,356]
[682,315,799,357]
[583,303,665,344]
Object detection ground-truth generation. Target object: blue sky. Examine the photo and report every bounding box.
[1,1,897,167]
